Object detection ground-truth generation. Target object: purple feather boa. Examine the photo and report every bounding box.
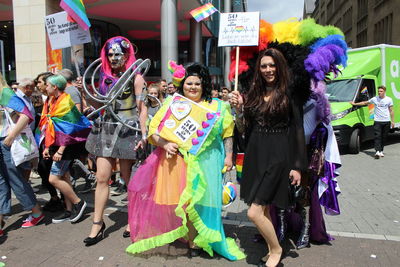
[304,44,345,81]
[310,81,331,124]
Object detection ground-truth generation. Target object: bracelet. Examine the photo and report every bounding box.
[56,152,63,155]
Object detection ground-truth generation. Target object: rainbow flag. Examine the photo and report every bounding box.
[368,104,375,120]
[190,3,218,22]
[235,153,244,183]
[360,86,368,94]
[60,0,91,31]
[37,93,91,147]
[0,87,34,122]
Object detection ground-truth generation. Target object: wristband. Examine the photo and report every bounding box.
[56,152,63,155]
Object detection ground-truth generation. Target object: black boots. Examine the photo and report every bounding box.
[296,207,310,249]
[276,209,286,244]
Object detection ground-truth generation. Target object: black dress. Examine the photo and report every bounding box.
[240,96,307,209]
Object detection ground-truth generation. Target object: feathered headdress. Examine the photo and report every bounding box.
[230,17,348,111]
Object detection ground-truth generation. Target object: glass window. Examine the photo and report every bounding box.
[326,79,361,102]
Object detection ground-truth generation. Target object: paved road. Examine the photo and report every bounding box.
[1,133,400,266]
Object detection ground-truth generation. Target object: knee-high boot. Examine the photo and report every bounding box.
[276,208,286,244]
[296,206,310,249]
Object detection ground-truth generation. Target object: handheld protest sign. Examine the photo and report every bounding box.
[157,93,219,155]
[218,12,260,91]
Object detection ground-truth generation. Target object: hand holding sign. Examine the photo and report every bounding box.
[157,93,219,155]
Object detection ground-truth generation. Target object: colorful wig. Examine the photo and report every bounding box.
[168,60,186,87]
[99,36,137,95]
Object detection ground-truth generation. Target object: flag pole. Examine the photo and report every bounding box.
[234,46,240,91]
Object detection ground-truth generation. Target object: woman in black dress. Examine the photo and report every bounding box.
[231,48,307,267]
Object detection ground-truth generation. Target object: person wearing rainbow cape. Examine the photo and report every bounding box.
[37,74,91,224]
[126,62,245,261]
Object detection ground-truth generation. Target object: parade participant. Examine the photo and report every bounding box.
[229,18,347,264]
[38,75,91,224]
[34,72,64,212]
[231,48,307,267]
[126,62,245,261]
[351,85,394,158]
[146,83,163,119]
[83,36,147,245]
[0,75,44,231]
[166,82,177,96]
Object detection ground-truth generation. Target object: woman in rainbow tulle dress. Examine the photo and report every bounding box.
[126,62,245,261]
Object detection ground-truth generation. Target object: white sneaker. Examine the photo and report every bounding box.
[375,151,380,159]
[379,151,384,157]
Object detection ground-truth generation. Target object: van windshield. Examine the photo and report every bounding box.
[326,79,361,102]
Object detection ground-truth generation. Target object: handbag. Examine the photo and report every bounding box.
[222,169,237,207]
[288,180,305,207]
[4,109,39,166]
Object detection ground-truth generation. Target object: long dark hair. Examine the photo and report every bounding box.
[244,48,290,116]
[177,62,212,103]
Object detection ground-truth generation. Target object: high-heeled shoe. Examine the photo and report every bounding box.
[122,230,130,238]
[83,221,105,246]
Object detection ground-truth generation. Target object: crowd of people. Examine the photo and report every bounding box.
[0,36,343,267]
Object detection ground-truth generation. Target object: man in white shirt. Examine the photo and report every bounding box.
[351,85,394,158]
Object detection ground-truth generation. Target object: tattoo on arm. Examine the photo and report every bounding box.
[235,115,245,133]
[223,137,233,154]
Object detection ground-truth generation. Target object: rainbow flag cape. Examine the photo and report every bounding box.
[0,87,34,122]
[37,93,91,147]
[190,3,218,22]
[60,0,91,31]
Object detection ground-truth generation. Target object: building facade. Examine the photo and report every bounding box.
[309,0,400,48]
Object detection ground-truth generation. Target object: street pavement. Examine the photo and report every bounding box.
[1,134,400,266]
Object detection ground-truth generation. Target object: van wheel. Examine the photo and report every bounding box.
[348,128,360,154]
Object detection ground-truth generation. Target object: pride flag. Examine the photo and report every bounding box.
[190,3,218,22]
[60,0,91,31]
[360,86,368,94]
[37,93,91,147]
[235,153,244,183]
[0,87,34,122]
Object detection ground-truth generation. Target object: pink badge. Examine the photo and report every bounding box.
[202,121,210,128]
[192,138,199,145]
[206,113,214,120]
[197,130,204,137]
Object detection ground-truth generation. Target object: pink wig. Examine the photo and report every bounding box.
[99,36,136,95]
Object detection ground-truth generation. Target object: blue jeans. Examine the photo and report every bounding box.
[0,137,37,214]
[50,160,71,176]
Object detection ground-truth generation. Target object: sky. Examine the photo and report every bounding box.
[247,0,305,23]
